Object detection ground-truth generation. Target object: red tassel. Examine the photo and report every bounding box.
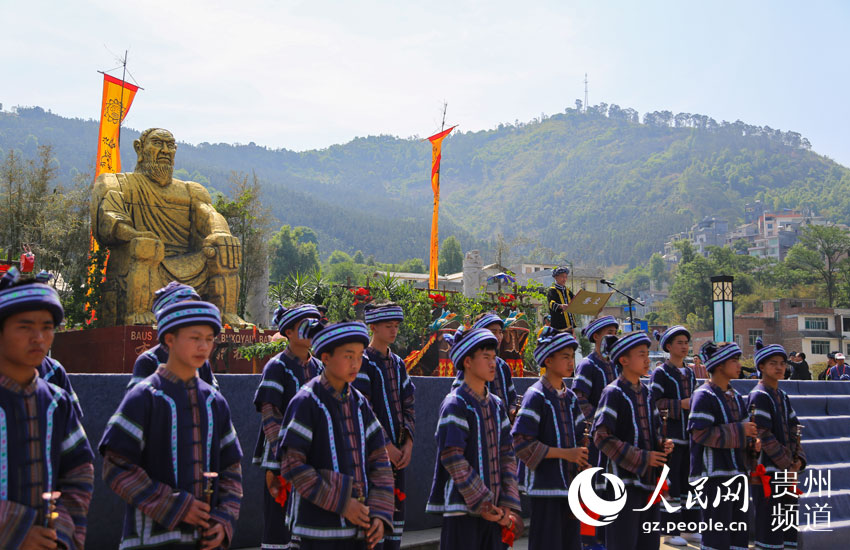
[394,488,407,502]
[275,475,292,508]
[501,518,516,547]
[750,465,771,498]
[649,479,670,505]
[579,501,601,536]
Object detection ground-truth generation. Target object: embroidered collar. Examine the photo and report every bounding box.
[156,364,198,388]
[283,346,313,366]
[553,283,566,292]
[541,375,567,395]
[319,372,350,402]
[366,345,392,360]
[461,381,490,405]
[0,369,39,394]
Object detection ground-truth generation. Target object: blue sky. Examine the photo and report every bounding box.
[2,0,848,165]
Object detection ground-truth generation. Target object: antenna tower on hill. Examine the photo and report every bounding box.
[584,73,589,113]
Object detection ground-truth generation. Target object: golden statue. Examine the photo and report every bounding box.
[91,128,245,327]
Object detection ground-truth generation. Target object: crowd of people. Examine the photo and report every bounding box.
[0,267,828,550]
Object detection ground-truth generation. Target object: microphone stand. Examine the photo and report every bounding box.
[601,281,645,331]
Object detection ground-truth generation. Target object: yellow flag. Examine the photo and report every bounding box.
[95,74,139,177]
[87,74,139,323]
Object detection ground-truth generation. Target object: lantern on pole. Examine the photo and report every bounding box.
[711,275,734,343]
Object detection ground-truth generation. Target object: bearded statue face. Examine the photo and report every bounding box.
[134,128,176,186]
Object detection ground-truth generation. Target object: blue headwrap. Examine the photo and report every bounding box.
[152,282,200,314]
[582,315,618,341]
[364,304,404,324]
[604,332,652,365]
[472,312,504,331]
[660,325,691,352]
[445,327,498,370]
[533,327,578,366]
[156,300,222,343]
[700,342,743,373]
[0,267,64,326]
[553,266,570,277]
[312,322,370,358]
[754,342,787,367]
[273,303,321,334]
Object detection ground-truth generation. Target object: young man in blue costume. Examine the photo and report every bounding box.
[748,341,806,550]
[688,341,759,550]
[592,332,673,550]
[0,268,95,550]
[354,302,415,550]
[572,315,619,550]
[650,325,701,546]
[512,327,589,550]
[427,326,522,550]
[278,321,394,550]
[453,312,518,418]
[254,303,324,550]
[100,300,243,549]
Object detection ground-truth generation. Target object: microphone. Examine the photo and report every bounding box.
[600,279,615,286]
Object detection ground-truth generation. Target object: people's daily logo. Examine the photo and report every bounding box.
[568,467,628,527]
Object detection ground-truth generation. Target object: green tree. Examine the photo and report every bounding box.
[327,261,363,285]
[649,252,666,289]
[674,240,696,264]
[353,250,365,264]
[269,225,320,282]
[439,236,464,275]
[213,171,274,318]
[397,257,426,274]
[785,225,850,307]
[328,250,353,265]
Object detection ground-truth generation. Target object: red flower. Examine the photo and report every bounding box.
[429,293,447,306]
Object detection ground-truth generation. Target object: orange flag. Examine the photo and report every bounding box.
[95,74,139,177]
[427,125,456,289]
[87,74,139,324]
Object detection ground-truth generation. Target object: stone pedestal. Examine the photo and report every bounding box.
[52,325,275,375]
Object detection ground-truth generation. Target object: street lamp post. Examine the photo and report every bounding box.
[711,275,734,343]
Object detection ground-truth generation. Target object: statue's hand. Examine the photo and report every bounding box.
[203,233,241,269]
[115,223,160,243]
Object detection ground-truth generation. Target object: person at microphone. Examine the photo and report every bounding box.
[547,267,576,333]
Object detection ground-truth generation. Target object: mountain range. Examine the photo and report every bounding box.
[2,104,848,266]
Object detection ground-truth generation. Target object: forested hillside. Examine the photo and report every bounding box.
[2,104,847,265]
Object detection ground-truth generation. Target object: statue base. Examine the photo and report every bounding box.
[52,326,274,375]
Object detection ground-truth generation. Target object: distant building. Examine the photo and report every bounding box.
[734,298,845,363]
[726,222,760,250]
[663,218,729,260]
[689,217,729,256]
[746,211,827,260]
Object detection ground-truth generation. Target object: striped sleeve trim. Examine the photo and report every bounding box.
[596,405,617,421]
[365,418,382,439]
[689,411,715,423]
[259,380,285,394]
[106,413,144,443]
[438,414,469,431]
[61,424,88,454]
[221,424,238,447]
[516,408,541,423]
[284,419,314,442]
